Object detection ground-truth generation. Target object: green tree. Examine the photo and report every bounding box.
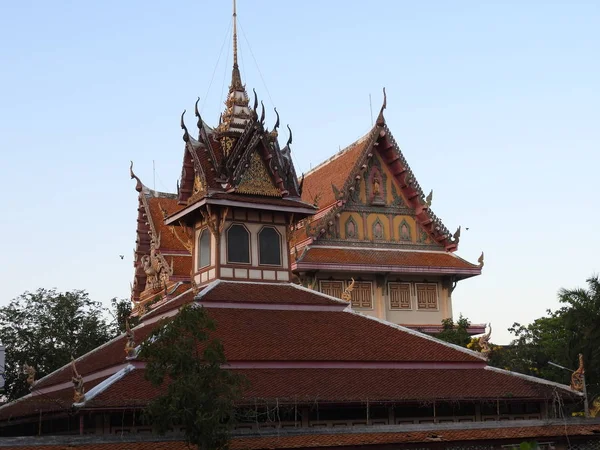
[435,314,472,347]
[491,276,600,401]
[140,304,245,450]
[110,297,139,333]
[0,289,119,401]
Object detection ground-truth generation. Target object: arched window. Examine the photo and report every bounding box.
[197,229,211,269]
[227,224,250,264]
[259,227,281,266]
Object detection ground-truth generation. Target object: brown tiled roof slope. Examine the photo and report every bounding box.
[85,366,575,407]
[297,247,479,270]
[199,281,346,306]
[301,134,371,209]
[33,323,154,389]
[205,307,481,362]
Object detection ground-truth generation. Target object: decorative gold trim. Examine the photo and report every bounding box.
[341,278,355,302]
[71,358,85,403]
[571,353,585,392]
[237,152,281,197]
[23,363,36,387]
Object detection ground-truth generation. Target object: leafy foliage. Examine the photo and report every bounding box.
[435,314,472,347]
[0,289,124,401]
[140,304,245,450]
[491,276,600,400]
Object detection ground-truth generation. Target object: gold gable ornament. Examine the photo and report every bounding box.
[236,152,281,197]
[71,357,85,403]
[571,354,585,392]
[23,363,36,387]
[478,323,492,356]
[124,320,136,358]
[341,278,355,303]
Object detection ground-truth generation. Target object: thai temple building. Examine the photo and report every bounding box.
[1,4,598,449]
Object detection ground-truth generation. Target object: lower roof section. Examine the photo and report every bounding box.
[0,419,599,448]
[294,246,481,279]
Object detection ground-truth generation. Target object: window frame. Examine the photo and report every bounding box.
[388,282,413,310]
[319,280,345,299]
[415,283,439,311]
[226,223,252,265]
[258,225,282,267]
[197,228,211,270]
[349,280,374,310]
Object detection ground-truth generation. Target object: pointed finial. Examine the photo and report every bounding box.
[180,110,190,142]
[194,97,202,125]
[253,88,258,112]
[453,226,461,242]
[260,101,265,124]
[233,0,238,67]
[286,124,293,146]
[478,251,485,268]
[425,189,433,206]
[273,107,280,131]
[376,87,387,127]
[129,161,143,192]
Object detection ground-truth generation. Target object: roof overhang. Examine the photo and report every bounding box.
[166,197,317,226]
[292,262,481,280]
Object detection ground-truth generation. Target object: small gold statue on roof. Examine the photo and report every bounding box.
[124,320,136,358]
[571,353,585,392]
[478,323,492,355]
[22,363,36,387]
[341,278,355,303]
[71,357,85,403]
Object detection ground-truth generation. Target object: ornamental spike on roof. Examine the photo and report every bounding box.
[217,0,251,137]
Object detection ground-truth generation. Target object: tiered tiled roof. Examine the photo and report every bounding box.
[0,281,580,423]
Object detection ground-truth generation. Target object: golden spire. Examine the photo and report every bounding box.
[233,0,238,67]
[231,0,242,89]
[218,0,251,137]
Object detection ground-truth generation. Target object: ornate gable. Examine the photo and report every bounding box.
[296,93,460,252]
[236,151,281,197]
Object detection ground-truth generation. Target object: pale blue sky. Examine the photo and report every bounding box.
[1,1,598,343]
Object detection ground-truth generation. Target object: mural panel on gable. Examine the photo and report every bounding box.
[340,212,364,240]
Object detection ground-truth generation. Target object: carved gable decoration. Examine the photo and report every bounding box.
[236,152,281,197]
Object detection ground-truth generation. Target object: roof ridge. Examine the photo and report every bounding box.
[304,128,374,177]
[484,366,580,394]
[74,364,135,407]
[344,308,487,362]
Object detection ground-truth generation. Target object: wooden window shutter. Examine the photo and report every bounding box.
[350,282,373,308]
[416,284,438,310]
[320,281,344,299]
[389,283,411,309]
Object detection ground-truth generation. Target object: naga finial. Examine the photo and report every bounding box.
[253,88,258,113]
[453,226,461,243]
[124,319,136,358]
[478,251,485,268]
[478,323,492,355]
[180,110,190,142]
[71,357,85,403]
[425,189,433,207]
[273,107,280,131]
[286,124,293,147]
[22,363,36,387]
[194,97,203,131]
[260,101,265,124]
[341,278,355,303]
[129,161,143,192]
[376,87,387,126]
[571,353,585,392]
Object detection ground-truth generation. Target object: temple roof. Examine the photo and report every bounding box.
[0,280,580,422]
